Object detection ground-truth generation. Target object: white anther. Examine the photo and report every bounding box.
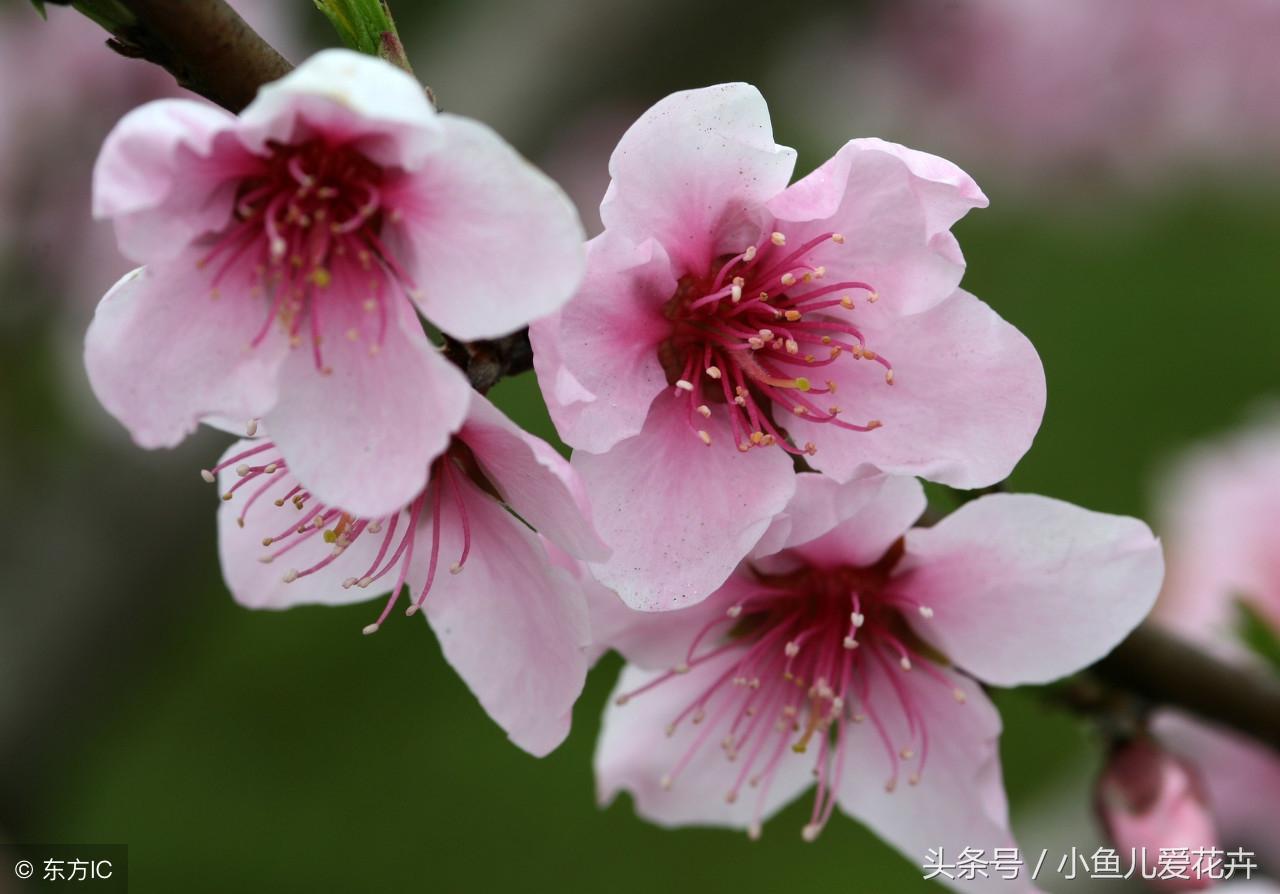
[245,419,259,437]
[696,405,711,418]
[831,233,845,244]
[361,623,380,636]
[801,824,821,843]
[697,430,712,446]
[851,612,865,628]
[675,379,694,392]
[449,562,463,575]
[784,641,800,657]
[780,272,796,287]
[726,604,743,618]
[236,464,251,477]
[918,605,934,618]
[748,823,762,841]
[706,366,722,380]
[731,284,743,302]
[899,656,913,671]
[770,232,786,246]
[200,469,216,483]
[282,569,299,583]
[843,636,859,650]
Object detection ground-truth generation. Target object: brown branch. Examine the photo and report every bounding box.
[1089,623,1280,753]
[106,0,293,113]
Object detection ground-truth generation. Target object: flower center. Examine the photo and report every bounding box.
[613,540,966,841]
[658,229,892,455]
[203,438,488,633]
[196,138,417,373]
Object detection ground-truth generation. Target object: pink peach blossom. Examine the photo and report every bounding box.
[1150,416,1280,867]
[1095,737,1219,892]
[86,48,585,518]
[531,83,1045,611]
[593,473,1162,880]
[212,393,608,756]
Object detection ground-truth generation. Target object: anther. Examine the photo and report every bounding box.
[696,405,711,418]
[697,430,712,446]
[770,232,786,246]
[831,233,845,244]
[705,366,722,380]
[200,469,216,483]
[675,379,694,392]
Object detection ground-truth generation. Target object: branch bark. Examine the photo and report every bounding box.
[1090,622,1280,753]
[107,0,292,113]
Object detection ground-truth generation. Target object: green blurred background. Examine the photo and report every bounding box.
[1,0,1278,890]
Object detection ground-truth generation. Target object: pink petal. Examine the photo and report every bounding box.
[93,98,245,263]
[215,446,395,609]
[595,653,814,829]
[263,295,470,520]
[589,568,759,672]
[600,83,797,274]
[410,475,590,757]
[835,668,1032,894]
[767,138,988,316]
[237,49,444,169]
[793,289,1046,489]
[457,392,609,561]
[899,494,1164,687]
[574,400,796,611]
[529,234,674,453]
[84,260,288,448]
[1153,711,1280,864]
[753,471,927,563]
[383,113,586,340]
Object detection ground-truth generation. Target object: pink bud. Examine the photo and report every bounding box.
[1096,738,1219,891]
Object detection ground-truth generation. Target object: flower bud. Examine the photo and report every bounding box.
[1096,737,1219,891]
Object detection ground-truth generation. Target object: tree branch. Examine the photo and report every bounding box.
[1088,622,1280,753]
[102,0,292,113]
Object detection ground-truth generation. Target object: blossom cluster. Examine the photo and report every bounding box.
[82,48,1178,889]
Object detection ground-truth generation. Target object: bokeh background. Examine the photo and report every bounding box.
[2,0,1278,890]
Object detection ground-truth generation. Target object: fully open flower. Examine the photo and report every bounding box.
[592,473,1162,883]
[87,48,585,518]
[212,393,608,756]
[531,83,1045,610]
[1149,416,1280,867]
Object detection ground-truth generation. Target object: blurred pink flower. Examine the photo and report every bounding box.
[531,83,1045,611]
[840,0,1280,184]
[593,473,1163,868]
[1095,737,1219,892]
[1150,416,1280,867]
[85,48,585,517]
[213,392,608,756]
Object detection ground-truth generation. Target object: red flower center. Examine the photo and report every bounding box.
[659,228,892,455]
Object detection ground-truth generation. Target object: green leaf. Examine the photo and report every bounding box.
[1238,598,1280,676]
[312,0,411,71]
